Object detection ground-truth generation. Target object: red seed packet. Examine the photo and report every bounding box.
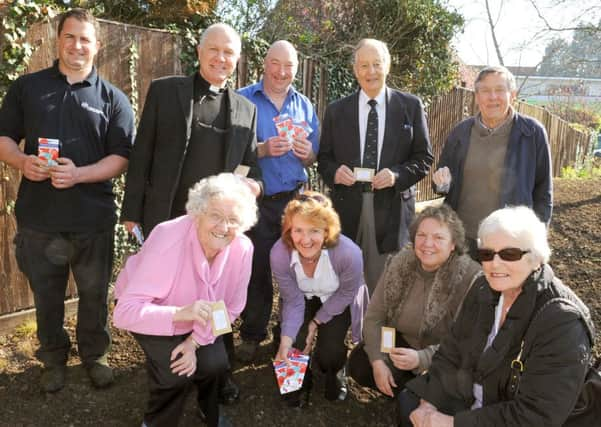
[273,348,310,394]
[275,118,295,140]
[38,138,60,167]
[274,115,313,141]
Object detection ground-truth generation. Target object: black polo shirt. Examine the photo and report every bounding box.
[0,60,135,232]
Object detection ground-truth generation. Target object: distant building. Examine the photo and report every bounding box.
[515,75,601,105]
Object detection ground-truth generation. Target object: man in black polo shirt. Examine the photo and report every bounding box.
[0,9,135,393]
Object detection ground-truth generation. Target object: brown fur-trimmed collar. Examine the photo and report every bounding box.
[383,247,480,341]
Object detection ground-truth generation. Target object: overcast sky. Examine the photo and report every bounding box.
[444,0,601,66]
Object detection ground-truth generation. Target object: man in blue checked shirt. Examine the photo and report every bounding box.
[237,40,319,362]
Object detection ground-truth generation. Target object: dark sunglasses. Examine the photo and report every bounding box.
[478,247,530,262]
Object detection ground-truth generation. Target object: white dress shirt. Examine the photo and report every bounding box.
[358,87,387,170]
[291,249,340,302]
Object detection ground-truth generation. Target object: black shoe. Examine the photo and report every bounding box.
[218,414,233,427]
[41,365,66,393]
[86,362,114,389]
[198,408,233,427]
[324,368,347,401]
[219,372,240,405]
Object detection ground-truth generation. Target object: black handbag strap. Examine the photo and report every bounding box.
[508,297,592,397]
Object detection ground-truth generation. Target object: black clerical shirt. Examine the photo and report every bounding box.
[171,73,229,217]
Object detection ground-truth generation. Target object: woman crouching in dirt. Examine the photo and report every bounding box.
[271,191,369,405]
[347,204,481,399]
[113,173,257,427]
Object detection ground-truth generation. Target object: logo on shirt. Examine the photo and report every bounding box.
[81,102,108,121]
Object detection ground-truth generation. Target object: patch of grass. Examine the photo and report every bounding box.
[0,355,9,372]
[13,319,37,337]
[561,161,601,179]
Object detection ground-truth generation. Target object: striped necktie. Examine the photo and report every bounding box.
[362,99,378,169]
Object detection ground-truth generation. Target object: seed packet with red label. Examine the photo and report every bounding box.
[273,348,310,394]
[38,138,60,167]
[275,119,295,141]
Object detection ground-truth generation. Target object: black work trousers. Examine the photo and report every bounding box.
[241,192,297,342]
[297,296,351,374]
[14,226,113,367]
[133,333,229,427]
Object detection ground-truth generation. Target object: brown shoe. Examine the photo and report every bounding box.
[86,363,114,388]
[41,365,66,393]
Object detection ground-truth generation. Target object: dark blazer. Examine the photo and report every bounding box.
[407,265,594,426]
[317,88,433,253]
[437,113,553,224]
[121,75,261,236]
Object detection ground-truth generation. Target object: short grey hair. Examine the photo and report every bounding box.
[353,38,391,69]
[185,173,257,232]
[475,66,516,92]
[477,206,550,264]
[198,23,241,55]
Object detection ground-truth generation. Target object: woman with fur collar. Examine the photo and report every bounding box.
[348,204,481,398]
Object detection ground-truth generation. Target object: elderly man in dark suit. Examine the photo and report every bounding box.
[318,39,433,293]
[120,22,260,406]
[121,23,261,237]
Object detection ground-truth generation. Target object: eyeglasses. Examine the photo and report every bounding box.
[296,193,327,204]
[205,212,242,229]
[478,248,530,262]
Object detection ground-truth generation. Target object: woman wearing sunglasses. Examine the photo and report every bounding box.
[401,206,594,427]
[271,191,369,403]
[347,204,481,399]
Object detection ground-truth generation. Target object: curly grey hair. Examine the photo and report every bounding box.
[185,173,257,232]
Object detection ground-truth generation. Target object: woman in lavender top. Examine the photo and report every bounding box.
[271,191,368,402]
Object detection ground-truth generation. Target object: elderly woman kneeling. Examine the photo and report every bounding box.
[272,191,368,402]
[348,204,481,398]
[402,206,595,427]
[113,173,257,427]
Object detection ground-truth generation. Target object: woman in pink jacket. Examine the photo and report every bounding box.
[113,173,257,427]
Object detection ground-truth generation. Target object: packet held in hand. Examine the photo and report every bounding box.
[273,348,310,394]
[273,115,313,142]
[274,114,295,141]
[38,138,60,167]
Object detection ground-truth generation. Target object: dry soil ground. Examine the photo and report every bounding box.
[0,177,600,426]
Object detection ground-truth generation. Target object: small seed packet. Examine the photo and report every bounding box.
[233,164,250,177]
[274,115,295,141]
[354,167,375,182]
[291,120,313,140]
[38,138,60,167]
[273,348,310,394]
[381,326,396,353]
[210,301,232,336]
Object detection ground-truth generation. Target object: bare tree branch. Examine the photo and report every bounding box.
[485,0,504,65]
[528,0,600,32]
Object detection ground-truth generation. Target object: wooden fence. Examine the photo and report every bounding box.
[0,19,594,322]
[0,18,181,319]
